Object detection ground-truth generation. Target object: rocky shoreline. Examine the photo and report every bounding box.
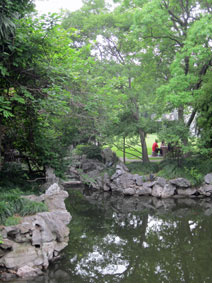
[0,183,71,281]
[63,149,212,199]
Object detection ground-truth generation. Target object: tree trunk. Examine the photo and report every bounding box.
[0,117,3,171]
[138,128,149,163]
[123,136,126,164]
[0,132,2,171]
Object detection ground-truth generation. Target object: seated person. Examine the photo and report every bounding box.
[152,140,162,156]
[160,140,167,156]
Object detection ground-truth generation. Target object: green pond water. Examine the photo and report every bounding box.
[13,189,212,282]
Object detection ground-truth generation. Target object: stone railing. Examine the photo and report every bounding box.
[0,183,71,280]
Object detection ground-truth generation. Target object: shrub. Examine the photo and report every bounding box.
[126,161,159,175]
[75,144,103,161]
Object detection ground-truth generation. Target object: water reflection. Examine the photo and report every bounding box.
[10,189,212,283]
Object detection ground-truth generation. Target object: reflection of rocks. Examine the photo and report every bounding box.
[0,183,71,280]
[82,189,212,216]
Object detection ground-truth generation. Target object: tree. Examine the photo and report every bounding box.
[130,0,212,151]
[62,1,164,162]
[0,5,95,175]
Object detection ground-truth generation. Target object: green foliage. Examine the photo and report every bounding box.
[126,161,159,175]
[0,163,41,192]
[5,216,21,226]
[75,144,103,161]
[157,157,212,186]
[0,190,48,225]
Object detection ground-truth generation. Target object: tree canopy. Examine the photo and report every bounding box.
[0,0,212,176]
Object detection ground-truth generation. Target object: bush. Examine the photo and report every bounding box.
[75,144,103,161]
[157,157,212,186]
[126,161,159,175]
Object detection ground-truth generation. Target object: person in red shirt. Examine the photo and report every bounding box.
[152,140,162,156]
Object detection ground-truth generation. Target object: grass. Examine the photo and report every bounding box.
[0,189,48,226]
[110,134,160,160]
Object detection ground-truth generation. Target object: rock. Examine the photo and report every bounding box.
[177,188,197,196]
[170,178,191,188]
[116,163,129,172]
[45,183,69,211]
[143,181,155,189]
[204,173,212,184]
[0,243,41,269]
[137,186,152,196]
[81,161,97,172]
[0,183,71,279]
[103,173,111,192]
[17,265,42,278]
[101,148,118,166]
[152,184,163,198]
[134,175,144,186]
[198,185,212,196]
[161,184,176,198]
[61,180,82,188]
[111,173,135,191]
[45,167,59,184]
[111,164,129,181]
[155,177,167,187]
[123,188,136,196]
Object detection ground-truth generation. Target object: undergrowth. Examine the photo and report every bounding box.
[126,162,159,175]
[0,189,48,225]
[126,156,212,186]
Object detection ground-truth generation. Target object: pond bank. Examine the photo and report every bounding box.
[63,149,212,199]
[0,184,71,281]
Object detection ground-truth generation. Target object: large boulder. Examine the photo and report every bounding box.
[152,184,163,198]
[198,185,212,196]
[170,178,191,188]
[123,188,136,196]
[155,177,167,187]
[204,173,212,185]
[161,184,176,198]
[111,172,135,192]
[177,188,197,196]
[137,186,152,196]
[101,148,118,166]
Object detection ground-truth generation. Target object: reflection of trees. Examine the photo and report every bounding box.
[58,192,212,283]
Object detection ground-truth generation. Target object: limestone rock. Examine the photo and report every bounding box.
[143,181,155,189]
[198,185,212,196]
[161,184,176,198]
[152,184,163,198]
[137,186,152,196]
[101,147,118,166]
[0,183,71,279]
[177,188,197,196]
[204,173,212,185]
[45,167,59,185]
[45,183,69,211]
[134,174,144,186]
[123,188,136,196]
[170,178,191,188]
[111,173,135,191]
[155,177,167,187]
[17,265,43,278]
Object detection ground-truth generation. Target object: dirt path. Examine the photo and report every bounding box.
[119,156,163,163]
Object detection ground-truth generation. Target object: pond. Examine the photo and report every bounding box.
[15,189,212,282]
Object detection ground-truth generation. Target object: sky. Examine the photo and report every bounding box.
[35,0,83,14]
